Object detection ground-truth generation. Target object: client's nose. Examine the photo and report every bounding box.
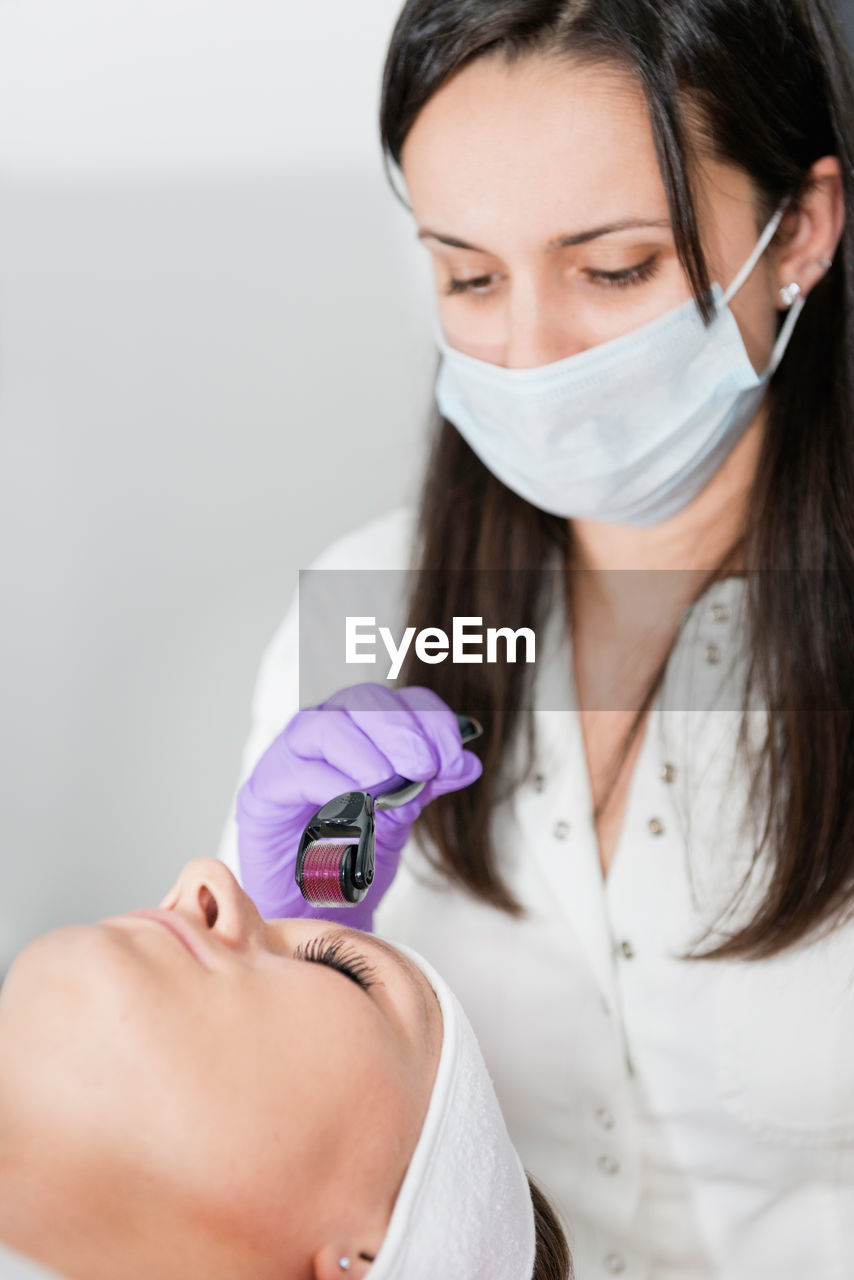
[159,858,262,951]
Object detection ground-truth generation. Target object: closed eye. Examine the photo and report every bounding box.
[294,935,377,993]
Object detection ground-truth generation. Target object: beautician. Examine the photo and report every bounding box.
[222,0,854,1275]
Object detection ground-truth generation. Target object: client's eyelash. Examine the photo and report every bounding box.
[294,936,377,992]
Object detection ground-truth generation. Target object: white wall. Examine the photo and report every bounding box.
[0,0,405,173]
[0,0,436,974]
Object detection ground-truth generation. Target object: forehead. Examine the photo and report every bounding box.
[400,54,669,249]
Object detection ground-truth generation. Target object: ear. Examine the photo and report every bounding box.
[773,155,845,303]
[311,1243,377,1280]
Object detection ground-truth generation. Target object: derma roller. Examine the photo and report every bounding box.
[295,712,483,908]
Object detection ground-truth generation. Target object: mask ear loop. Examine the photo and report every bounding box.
[719,193,805,376]
[767,289,806,374]
[721,195,793,307]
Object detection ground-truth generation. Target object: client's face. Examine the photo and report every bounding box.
[0,859,442,1280]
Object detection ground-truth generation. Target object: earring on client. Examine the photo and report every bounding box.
[779,281,802,308]
[338,1255,376,1271]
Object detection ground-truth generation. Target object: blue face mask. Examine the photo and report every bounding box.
[433,199,803,527]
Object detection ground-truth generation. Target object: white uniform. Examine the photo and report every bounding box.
[221,506,854,1280]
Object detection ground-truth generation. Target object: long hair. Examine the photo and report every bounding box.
[530,1176,574,1279]
[380,0,854,959]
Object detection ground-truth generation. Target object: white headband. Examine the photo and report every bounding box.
[369,944,536,1280]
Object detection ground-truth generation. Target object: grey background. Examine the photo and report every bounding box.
[0,0,434,976]
[1,1,853,976]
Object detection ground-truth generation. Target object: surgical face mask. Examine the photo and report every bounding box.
[433,199,803,526]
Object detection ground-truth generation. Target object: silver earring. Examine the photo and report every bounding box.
[779,281,802,308]
[338,1261,352,1273]
[819,256,833,270]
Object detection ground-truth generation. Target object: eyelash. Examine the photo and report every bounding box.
[589,255,661,289]
[444,274,497,296]
[444,254,661,295]
[294,936,377,992]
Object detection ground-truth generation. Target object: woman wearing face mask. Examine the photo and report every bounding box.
[0,858,570,1280]
[225,0,854,1275]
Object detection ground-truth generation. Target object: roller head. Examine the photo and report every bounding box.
[297,839,366,907]
[293,713,483,907]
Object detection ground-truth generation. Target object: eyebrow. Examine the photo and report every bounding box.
[418,217,672,253]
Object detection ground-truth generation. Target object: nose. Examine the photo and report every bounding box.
[503,276,582,369]
[158,858,263,951]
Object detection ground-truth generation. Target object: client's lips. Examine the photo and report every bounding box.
[122,909,211,969]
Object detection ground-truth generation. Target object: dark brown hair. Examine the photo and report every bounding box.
[380,0,854,959]
[530,1175,574,1279]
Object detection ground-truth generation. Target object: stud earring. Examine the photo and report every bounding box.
[779,281,802,308]
[338,1260,351,1272]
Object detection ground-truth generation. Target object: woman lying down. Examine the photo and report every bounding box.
[0,859,571,1280]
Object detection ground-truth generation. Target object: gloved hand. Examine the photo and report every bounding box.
[235,682,482,930]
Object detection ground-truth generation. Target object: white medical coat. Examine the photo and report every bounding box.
[220,506,854,1280]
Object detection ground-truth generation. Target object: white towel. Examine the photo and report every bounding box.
[370,945,536,1279]
[0,1244,65,1280]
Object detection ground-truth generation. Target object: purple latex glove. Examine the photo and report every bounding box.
[236,682,482,930]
